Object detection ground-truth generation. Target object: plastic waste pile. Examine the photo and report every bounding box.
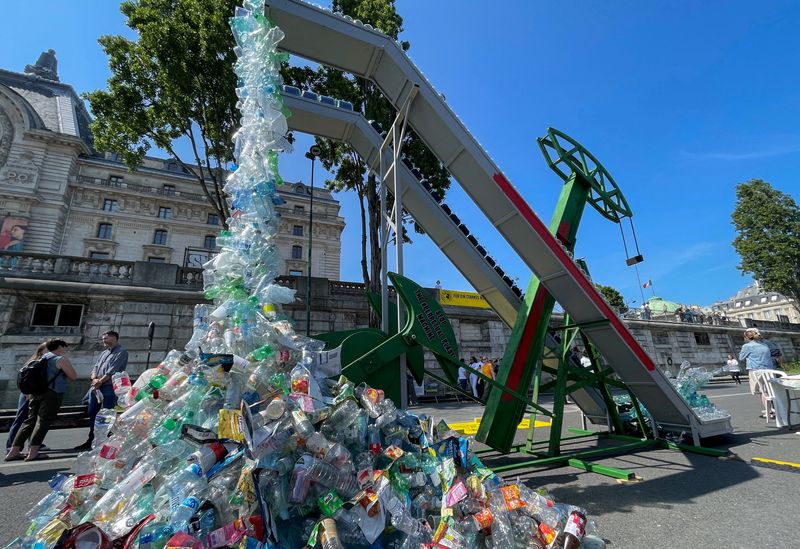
[614,361,729,429]
[669,364,729,421]
[10,2,606,548]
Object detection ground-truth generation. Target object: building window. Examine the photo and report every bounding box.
[162,184,176,196]
[289,269,303,276]
[207,213,220,225]
[744,300,751,306]
[760,297,767,303]
[653,331,670,345]
[291,245,303,259]
[96,223,113,239]
[148,257,166,263]
[89,251,110,259]
[771,295,778,302]
[294,205,305,214]
[293,225,304,236]
[31,303,84,327]
[694,332,710,346]
[153,229,168,245]
[109,175,124,186]
[735,302,742,308]
[203,235,217,250]
[102,199,118,212]
[157,206,171,219]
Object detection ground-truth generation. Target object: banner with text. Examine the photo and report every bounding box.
[439,289,490,309]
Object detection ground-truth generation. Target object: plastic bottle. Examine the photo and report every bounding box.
[112,372,133,408]
[561,510,586,549]
[92,409,117,450]
[290,410,315,440]
[319,518,343,549]
[154,464,206,508]
[321,399,360,441]
[488,488,515,549]
[187,442,230,475]
[299,454,360,499]
[170,496,202,533]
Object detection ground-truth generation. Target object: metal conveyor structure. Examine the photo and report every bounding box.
[280,87,611,426]
[267,0,732,441]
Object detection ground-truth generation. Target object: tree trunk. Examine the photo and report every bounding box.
[366,173,382,327]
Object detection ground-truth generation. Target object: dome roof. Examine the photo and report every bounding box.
[646,296,681,314]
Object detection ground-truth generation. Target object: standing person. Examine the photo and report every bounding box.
[726,354,741,385]
[6,342,48,452]
[5,339,77,461]
[468,356,481,398]
[641,303,651,320]
[405,371,418,406]
[457,360,470,400]
[739,328,774,415]
[480,357,495,400]
[74,330,128,451]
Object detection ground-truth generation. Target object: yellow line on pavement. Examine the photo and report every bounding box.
[752,457,800,469]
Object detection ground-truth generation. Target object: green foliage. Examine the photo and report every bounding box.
[85,0,239,223]
[731,179,800,312]
[282,0,450,292]
[596,283,626,311]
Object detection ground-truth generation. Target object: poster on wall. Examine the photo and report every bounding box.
[0,217,28,251]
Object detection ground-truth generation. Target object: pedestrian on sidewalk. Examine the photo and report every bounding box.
[726,354,741,384]
[469,356,481,398]
[480,357,495,400]
[457,360,469,400]
[5,342,47,452]
[5,339,77,461]
[74,330,128,451]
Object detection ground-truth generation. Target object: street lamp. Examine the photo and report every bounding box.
[305,145,321,336]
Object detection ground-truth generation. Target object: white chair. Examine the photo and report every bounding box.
[754,370,787,424]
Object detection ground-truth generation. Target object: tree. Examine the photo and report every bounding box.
[596,283,627,312]
[732,179,800,314]
[282,0,450,301]
[85,0,239,226]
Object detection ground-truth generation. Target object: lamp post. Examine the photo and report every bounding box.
[305,145,321,336]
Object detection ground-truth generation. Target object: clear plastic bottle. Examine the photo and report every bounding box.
[154,463,206,508]
[319,518,343,549]
[170,496,202,533]
[112,372,133,408]
[299,454,360,499]
[92,409,117,450]
[488,488,515,549]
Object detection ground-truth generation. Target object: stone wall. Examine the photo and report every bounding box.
[2,270,800,406]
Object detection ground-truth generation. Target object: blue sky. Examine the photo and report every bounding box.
[2,0,798,308]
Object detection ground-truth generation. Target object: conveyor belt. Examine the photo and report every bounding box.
[267,0,732,439]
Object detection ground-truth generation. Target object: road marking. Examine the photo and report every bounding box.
[751,457,800,473]
[0,456,74,470]
[709,392,753,399]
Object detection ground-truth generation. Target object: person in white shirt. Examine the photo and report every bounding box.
[725,354,741,385]
[457,360,469,400]
[468,356,481,397]
[580,353,593,368]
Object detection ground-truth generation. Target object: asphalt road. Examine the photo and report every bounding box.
[1,380,797,547]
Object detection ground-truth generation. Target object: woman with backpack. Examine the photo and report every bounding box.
[5,342,47,452]
[5,339,77,461]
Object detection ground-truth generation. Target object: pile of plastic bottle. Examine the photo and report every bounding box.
[669,365,730,421]
[10,3,607,548]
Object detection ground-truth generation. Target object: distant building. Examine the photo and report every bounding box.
[713,282,799,324]
[0,50,344,277]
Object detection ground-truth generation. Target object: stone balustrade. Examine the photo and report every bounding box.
[0,251,203,290]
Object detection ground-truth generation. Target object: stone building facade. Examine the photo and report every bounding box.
[713,282,799,325]
[0,53,344,277]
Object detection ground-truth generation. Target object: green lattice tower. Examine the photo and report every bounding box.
[477,128,633,453]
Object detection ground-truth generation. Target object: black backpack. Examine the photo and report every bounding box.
[17,355,63,395]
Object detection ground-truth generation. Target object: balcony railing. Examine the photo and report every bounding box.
[75,175,208,203]
[0,251,203,291]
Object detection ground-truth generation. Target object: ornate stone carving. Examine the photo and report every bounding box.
[0,107,13,170]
